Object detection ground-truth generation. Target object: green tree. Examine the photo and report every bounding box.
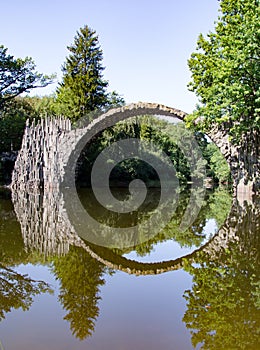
[186,0,260,140]
[23,95,57,117]
[0,97,36,152]
[0,45,55,108]
[55,25,123,122]
[206,143,231,183]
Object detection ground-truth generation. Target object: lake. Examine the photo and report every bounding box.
[0,187,259,350]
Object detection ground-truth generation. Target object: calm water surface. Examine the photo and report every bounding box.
[0,188,259,350]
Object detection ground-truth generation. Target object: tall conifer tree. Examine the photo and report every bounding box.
[56,25,112,121]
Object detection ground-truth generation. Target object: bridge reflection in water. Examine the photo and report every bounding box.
[10,187,258,275]
[2,188,259,346]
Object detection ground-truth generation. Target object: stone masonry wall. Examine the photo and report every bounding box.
[11,117,71,190]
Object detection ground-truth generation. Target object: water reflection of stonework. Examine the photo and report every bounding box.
[12,190,71,256]
[11,188,259,275]
[204,198,259,261]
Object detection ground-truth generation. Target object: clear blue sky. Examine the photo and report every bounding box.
[1,0,220,113]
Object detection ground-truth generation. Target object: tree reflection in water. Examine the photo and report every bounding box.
[0,190,53,320]
[51,246,107,340]
[0,264,52,321]
[1,187,259,346]
[183,199,260,350]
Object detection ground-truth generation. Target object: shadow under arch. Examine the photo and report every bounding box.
[61,102,232,188]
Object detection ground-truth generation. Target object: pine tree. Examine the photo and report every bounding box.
[56,25,117,122]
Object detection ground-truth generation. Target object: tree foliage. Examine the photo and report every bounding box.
[77,117,193,186]
[0,97,36,152]
[55,25,123,122]
[77,116,229,186]
[23,94,57,117]
[0,45,55,108]
[186,0,260,140]
[205,143,231,183]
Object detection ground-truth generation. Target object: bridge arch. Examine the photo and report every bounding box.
[60,102,229,188]
[61,102,188,184]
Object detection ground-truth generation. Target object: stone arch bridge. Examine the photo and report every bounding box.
[11,102,259,194]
